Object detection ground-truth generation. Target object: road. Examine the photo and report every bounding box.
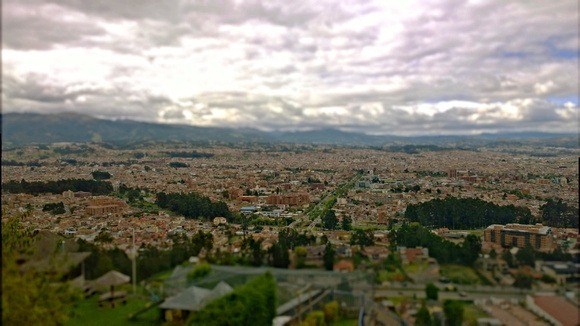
[373,282,548,301]
[289,173,361,230]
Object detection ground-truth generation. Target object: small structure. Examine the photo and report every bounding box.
[91,270,130,307]
[160,281,233,322]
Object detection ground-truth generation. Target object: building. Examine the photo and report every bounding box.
[526,294,580,326]
[266,193,309,206]
[484,223,555,251]
[85,196,127,215]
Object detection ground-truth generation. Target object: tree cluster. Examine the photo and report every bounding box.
[91,170,111,180]
[156,192,232,221]
[405,197,533,229]
[540,198,578,228]
[394,223,481,265]
[165,151,214,158]
[42,202,66,215]
[2,178,113,195]
[187,273,277,326]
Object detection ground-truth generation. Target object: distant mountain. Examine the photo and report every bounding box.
[1,112,576,148]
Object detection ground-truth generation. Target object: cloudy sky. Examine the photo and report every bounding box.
[2,0,578,135]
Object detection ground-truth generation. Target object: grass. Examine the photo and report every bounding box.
[66,293,160,326]
[463,304,489,326]
[405,262,428,274]
[378,270,407,283]
[440,264,480,285]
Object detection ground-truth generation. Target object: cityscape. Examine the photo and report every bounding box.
[2,0,579,326]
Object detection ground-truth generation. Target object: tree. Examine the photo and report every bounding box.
[502,250,516,268]
[187,273,277,326]
[443,300,464,326]
[341,216,352,231]
[460,234,481,265]
[2,215,80,325]
[269,242,290,268]
[516,244,536,267]
[295,246,307,269]
[322,209,338,230]
[187,263,211,282]
[323,242,335,271]
[323,301,340,325]
[350,229,374,247]
[489,248,497,259]
[415,303,432,326]
[426,283,439,301]
[513,273,533,289]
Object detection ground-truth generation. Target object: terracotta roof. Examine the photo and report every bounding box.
[533,295,579,326]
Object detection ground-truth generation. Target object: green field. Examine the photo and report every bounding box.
[440,264,481,285]
[66,292,160,326]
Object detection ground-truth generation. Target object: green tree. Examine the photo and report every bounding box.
[513,273,533,289]
[2,215,80,325]
[322,209,338,230]
[295,246,307,269]
[323,242,335,271]
[516,244,536,267]
[187,273,277,326]
[187,263,211,282]
[426,283,439,301]
[460,234,481,265]
[323,301,340,324]
[269,242,290,268]
[341,216,352,230]
[502,250,516,268]
[350,228,374,247]
[443,300,464,326]
[415,303,432,326]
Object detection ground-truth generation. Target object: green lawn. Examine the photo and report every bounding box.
[66,293,160,326]
[463,304,489,326]
[440,264,480,285]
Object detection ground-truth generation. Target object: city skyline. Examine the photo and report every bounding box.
[2,0,578,135]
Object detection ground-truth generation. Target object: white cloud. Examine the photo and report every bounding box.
[1,0,578,135]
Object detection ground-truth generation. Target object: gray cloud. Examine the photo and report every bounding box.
[2,0,578,135]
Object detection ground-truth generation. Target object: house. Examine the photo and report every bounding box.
[213,217,227,226]
[334,260,355,272]
[399,247,429,265]
[362,246,390,262]
[304,245,326,267]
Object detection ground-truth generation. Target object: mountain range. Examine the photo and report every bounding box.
[1,112,576,148]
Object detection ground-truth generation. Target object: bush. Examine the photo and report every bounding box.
[323,301,340,324]
[187,273,277,326]
[187,263,211,282]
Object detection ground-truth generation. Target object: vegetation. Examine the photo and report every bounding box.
[350,228,374,247]
[323,242,335,271]
[168,161,189,168]
[322,209,339,230]
[440,265,481,285]
[443,300,464,326]
[91,170,111,180]
[404,197,533,229]
[187,273,277,326]
[42,202,66,214]
[2,215,80,325]
[394,223,481,266]
[426,283,439,300]
[165,150,214,158]
[187,263,211,282]
[2,178,113,195]
[156,191,232,221]
[415,303,432,326]
[540,198,578,228]
[341,216,352,230]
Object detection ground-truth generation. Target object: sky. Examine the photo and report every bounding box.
[2,0,578,135]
